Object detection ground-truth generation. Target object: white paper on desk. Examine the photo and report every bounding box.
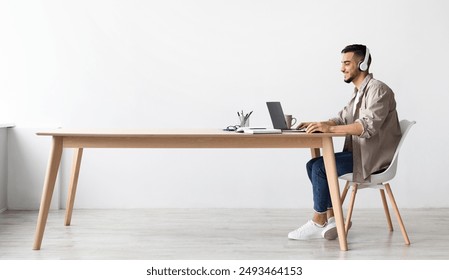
[236,127,282,134]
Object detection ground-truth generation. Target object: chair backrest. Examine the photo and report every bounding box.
[369,119,416,184]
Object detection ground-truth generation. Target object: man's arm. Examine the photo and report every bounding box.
[328,122,363,135]
[299,121,363,135]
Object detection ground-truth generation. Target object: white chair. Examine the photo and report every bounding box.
[339,119,416,245]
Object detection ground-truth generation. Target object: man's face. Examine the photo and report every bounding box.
[341,52,360,83]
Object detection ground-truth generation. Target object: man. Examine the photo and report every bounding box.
[288,44,401,240]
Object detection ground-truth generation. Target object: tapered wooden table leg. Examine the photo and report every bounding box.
[65,148,83,226]
[33,137,63,250]
[322,137,348,251]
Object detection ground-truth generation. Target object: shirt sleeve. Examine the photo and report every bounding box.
[329,105,349,125]
[356,84,393,139]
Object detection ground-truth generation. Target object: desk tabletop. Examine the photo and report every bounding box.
[0,124,15,128]
[36,128,346,138]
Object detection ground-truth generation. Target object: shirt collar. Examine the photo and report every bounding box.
[353,73,373,97]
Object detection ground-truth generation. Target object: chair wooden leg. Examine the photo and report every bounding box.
[380,188,393,231]
[341,181,350,204]
[345,184,358,236]
[384,183,411,245]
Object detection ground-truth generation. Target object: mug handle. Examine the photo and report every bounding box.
[291,117,297,127]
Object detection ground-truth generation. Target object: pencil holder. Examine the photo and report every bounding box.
[238,110,252,127]
[240,117,250,127]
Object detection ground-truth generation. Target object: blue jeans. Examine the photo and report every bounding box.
[306,152,353,213]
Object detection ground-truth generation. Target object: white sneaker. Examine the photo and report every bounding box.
[322,217,352,240]
[322,217,337,240]
[288,220,325,240]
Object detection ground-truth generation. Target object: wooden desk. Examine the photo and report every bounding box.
[33,129,348,251]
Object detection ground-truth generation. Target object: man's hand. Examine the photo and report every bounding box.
[295,122,311,130]
[304,122,331,133]
[296,121,339,133]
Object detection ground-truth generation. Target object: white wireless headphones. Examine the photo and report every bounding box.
[358,47,370,72]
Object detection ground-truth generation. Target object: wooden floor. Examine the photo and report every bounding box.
[0,208,448,260]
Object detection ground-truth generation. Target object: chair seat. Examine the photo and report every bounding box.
[340,164,396,186]
[339,173,388,189]
[339,173,353,182]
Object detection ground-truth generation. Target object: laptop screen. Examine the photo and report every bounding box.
[266,102,288,130]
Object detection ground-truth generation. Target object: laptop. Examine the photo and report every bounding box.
[266,101,305,132]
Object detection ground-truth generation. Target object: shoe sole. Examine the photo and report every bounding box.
[323,227,338,240]
[323,221,352,240]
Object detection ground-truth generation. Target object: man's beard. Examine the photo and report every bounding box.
[344,76,354,83]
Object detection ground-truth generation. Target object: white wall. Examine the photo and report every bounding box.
[6,127,61,210]
[1,0,448,209]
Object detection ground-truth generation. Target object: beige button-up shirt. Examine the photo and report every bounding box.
[330,74,402,183]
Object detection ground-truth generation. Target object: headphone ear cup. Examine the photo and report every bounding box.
[359,47,370,72]
[359,61,368,71]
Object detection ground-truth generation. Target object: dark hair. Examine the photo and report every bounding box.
[341,44,372,70]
